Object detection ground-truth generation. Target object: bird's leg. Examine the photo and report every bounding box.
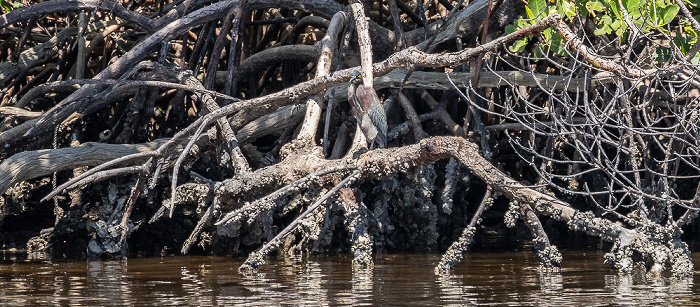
[358,141,375,163]
[358,151,371,164]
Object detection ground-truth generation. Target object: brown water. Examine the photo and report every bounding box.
[0,251,697,306]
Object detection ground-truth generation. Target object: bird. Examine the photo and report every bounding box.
[347,70,388,149]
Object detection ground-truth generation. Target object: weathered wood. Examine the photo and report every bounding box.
[327,69,612,101]
[1,0,696,276]
[0,139,172,193]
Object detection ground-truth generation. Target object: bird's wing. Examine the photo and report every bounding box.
[354,85,373,113]
[348,83,364,118]
[368,97,388,148]
[361,113,378,141]
[347,83,356,106]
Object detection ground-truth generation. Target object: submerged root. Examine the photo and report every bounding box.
[435,186,493,274]
[339,187,374,269]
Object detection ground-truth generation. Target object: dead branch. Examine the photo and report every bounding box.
[0,0,156,32]
[435,185,493,274]
[0,139,173,193]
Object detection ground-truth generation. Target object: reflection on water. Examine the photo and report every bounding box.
[0,251,697,306]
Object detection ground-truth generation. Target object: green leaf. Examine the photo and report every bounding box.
[534,45,545,58]
[610,19,624,31]
[510,38,530,53]
[576,0,591,16]
[543,28,553,42]
[550,32,568,56]
[559,0,577,19]
[585,0,607,12]
[623,0,644,19]
[655,47,672,62]
[0,0,11,11]
[517,19,530,28]
[673,29,691,53]
[609,0,622,19]
[505,24,519,34]
[601,14,613,24]
[683,0,700,10]
[658,4,679,25]
[615,25,627,36]
[594,24,613,35]
[0,0,21,11]
[525,6,535,20]
[691,53,700,64]
[527,0,547,19]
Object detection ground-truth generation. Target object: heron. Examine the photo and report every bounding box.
[347,70,388,149]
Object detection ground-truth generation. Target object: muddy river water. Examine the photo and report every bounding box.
[0,251,697,305]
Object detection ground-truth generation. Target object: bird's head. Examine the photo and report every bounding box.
[350,70,363,85]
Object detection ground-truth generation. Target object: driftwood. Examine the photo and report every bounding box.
[1,0,699,277]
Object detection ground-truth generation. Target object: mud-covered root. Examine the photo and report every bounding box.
[434,186,493,274]
[215,164,354,227]
[603,230,694,276]
[238,243,275,273]
[518,201,562,271]
[440,157,462,215]
[534,244,563,272]
[669,239,694,277]
[566,210,694,276]
[434,226,478,275]
[339,187,374,269]
[238,170,361,272]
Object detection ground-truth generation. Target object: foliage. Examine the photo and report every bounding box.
[0,0,22,13]
[506,0,699,63]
